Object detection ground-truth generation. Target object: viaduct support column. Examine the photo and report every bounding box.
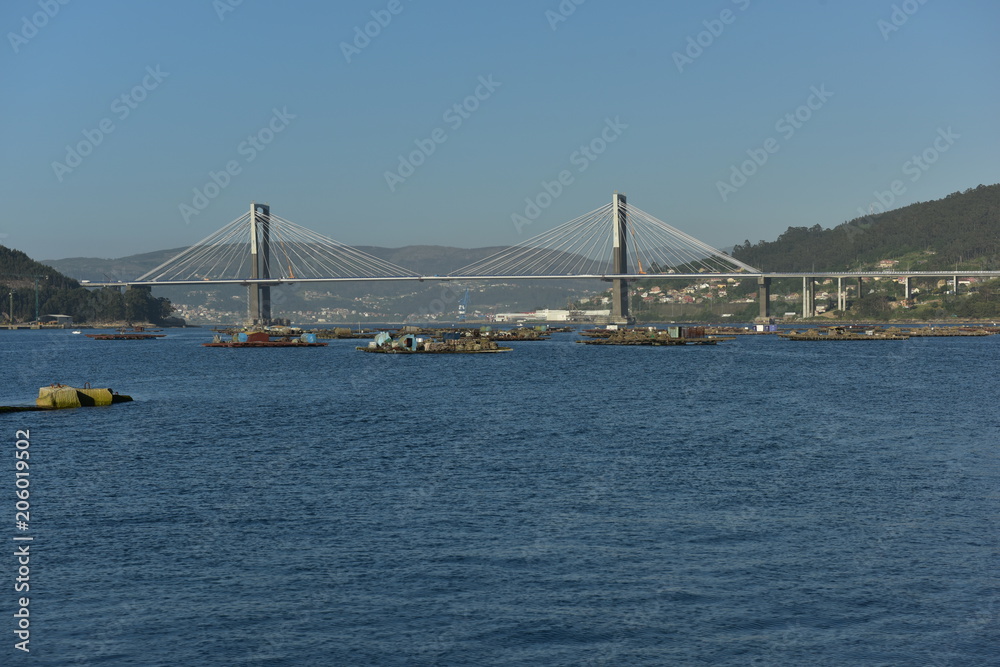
[952,275,959,294]
[248,201,271,326]
[904,276,912,300]
[802,276,815,319]
[757,276,771,319]
[611,192,631,324]
[837,277,845,312]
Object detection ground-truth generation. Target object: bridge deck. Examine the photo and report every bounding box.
[83,270,1000,288]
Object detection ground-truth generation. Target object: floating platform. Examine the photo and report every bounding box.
[387,325,550,341]
[487,329,551,341]
[779,328,908,341]
[898,327,995,337]
[358,332,511,354]
[577,337,717,346]
[203,332,327,347]
[577,326,718,346]
[86,332,166,340]
[705,326,779,336]
[314,328,377,339]
[204,341,329,347]
[357,345,512,354]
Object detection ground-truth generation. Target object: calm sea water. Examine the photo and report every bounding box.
[2,327,998,666]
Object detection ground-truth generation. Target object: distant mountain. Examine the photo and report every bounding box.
[41,248,188,283]
[352,245,509,276]
[731,183,1000,272]
[40,244,604,320]
[42,245,510,282]
[44,184,1000,283]
[40,243,603,301]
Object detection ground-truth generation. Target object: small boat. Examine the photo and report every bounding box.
[71,330,82,334]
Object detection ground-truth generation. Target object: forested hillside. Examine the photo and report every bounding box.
[731,184,1000,271]
[0,246,173,324]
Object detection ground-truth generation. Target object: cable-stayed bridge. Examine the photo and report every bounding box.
[91,195,1000,323]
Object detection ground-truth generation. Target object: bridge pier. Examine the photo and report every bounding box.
[757,276,771,319]
[802,276,815,318]
[837,277,846,312]
[248,202,271,326]
[611,192,632,324]
[904,276,912,300]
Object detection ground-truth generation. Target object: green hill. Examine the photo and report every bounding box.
[731,183,1000,272]
[0,245,173,324]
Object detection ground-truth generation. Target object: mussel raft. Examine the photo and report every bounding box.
[358,333,511,354]
[203,332,328,347]
[576,327,719,346]
[778,327,908,341]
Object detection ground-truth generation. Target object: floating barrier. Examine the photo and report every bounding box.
[35,384,133,409]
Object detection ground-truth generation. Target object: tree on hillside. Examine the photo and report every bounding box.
[124,286,172,324]
[730,183,1000,272]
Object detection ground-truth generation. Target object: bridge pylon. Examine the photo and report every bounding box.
[248,201,271,325]
[611,192,632,324]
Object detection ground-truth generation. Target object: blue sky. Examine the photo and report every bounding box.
[2,0,998,260]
